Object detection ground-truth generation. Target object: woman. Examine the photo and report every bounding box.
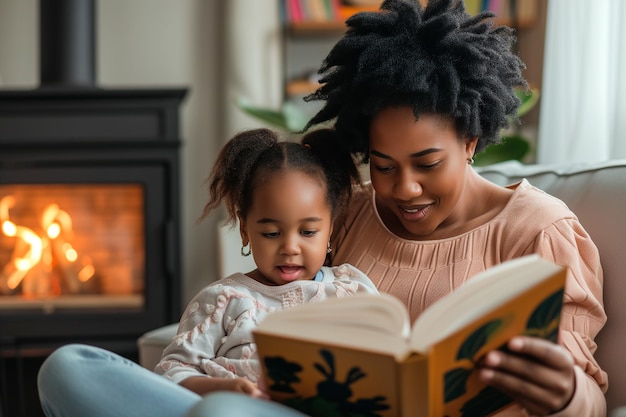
[189,0,607,416]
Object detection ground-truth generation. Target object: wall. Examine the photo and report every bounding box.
[0,0,223,309]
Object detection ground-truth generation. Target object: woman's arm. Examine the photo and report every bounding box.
[483,218,607,416]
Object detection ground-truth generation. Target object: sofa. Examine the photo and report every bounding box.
[138,159,626,414]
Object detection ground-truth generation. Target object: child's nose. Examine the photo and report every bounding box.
[280,235,301,255]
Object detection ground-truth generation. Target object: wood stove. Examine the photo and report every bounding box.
[0,2,187,416]
[0,87,187,417]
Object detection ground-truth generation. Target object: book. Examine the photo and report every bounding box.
[286,0,304,22]
[253,254,566,417]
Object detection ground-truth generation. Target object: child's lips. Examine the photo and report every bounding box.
[278,265,302,275]
[277,265,305,281]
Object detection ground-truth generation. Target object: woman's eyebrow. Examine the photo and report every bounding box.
[370,148,443,159]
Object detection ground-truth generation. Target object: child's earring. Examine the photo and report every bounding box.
[467,157,475,165]
[327,242,332,254]
[241,243,251,257]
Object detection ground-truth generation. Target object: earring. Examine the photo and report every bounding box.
[241,244,251,257]
[467,157,475,165]
[327,242,332,254]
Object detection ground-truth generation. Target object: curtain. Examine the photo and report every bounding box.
[537,0,626,164]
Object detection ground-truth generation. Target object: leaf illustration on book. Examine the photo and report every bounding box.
[524,289,564,343]
[456,319,505,361]
[285,349,390,417]
[263,356,303,393]
[444,367,473,402]
[459,385,514,417]
[445,318,510,404]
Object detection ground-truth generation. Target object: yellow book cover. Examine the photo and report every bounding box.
[253,254,566,417]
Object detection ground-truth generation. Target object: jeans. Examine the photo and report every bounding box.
[37,344,308,417]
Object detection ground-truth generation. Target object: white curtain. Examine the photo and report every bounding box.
[537,0,626,164]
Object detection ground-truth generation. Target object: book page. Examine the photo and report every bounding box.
[255,293,413,359]
[409,254,563,352]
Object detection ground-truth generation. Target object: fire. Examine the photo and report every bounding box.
[0,195,96,296]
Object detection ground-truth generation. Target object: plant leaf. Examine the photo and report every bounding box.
[515,87,540,118]
[473,135,531,166]
[235,98,289,130]
[282,101,309,132]
[235,98,310,133]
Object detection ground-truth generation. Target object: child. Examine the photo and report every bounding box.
[37,127,377,417]
[154,127,378,398]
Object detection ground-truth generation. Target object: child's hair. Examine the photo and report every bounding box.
[201,128,361,225]
[303,0,528,162]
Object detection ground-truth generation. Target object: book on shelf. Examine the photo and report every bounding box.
[284,0,340,23]
[470,0,537,27]
[253,254,566,417]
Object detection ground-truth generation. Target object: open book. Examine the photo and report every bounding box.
[253,254,566,417]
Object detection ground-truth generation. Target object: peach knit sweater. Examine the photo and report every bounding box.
[331,180,608,416]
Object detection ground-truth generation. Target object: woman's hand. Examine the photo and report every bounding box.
[478,336,576,415]
[180,376,269,399]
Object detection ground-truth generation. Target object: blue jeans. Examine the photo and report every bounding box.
[37,344,308,417]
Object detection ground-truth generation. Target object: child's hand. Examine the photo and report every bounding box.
[478,336,576,415]
[218,377,269,399]
[180,376,269,399]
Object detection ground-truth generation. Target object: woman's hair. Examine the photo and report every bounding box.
[201,128,361,224]
[304,0,528,162]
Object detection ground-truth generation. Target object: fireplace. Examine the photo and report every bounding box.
[0,1,189,414]
[0,88,187,335]
[0,87,187,417]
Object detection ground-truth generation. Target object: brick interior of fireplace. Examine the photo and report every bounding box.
[1,184,145,303]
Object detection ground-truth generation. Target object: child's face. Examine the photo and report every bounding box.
[240,170,332,285]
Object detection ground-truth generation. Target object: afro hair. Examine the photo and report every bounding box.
[304,0,528,161]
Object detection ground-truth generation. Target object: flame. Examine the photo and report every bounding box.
[47,222,61,239]
[1,195,96,294]
[1,197,44,290]
[79,264,95,282]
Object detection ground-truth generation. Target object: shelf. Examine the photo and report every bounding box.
[282,0,538,99]
[286,79,321,96]
[286,3,379,36]
[288,20,347,36]
[285,0,537,36]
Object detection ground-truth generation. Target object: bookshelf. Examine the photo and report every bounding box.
[282,0,538,98]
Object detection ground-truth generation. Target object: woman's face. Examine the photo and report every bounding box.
[369,107,476,240]
[239,170,333,285]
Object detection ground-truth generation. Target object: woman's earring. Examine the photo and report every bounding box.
[327,242,332,254]
[467,157,475,165]
[241,244,251,257]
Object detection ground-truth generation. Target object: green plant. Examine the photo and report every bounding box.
[236,87,539,166]
[236,98,309,133]
[473,87,539,166]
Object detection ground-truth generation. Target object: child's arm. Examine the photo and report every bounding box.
[328,263,379,295]
[155,281,267,392]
